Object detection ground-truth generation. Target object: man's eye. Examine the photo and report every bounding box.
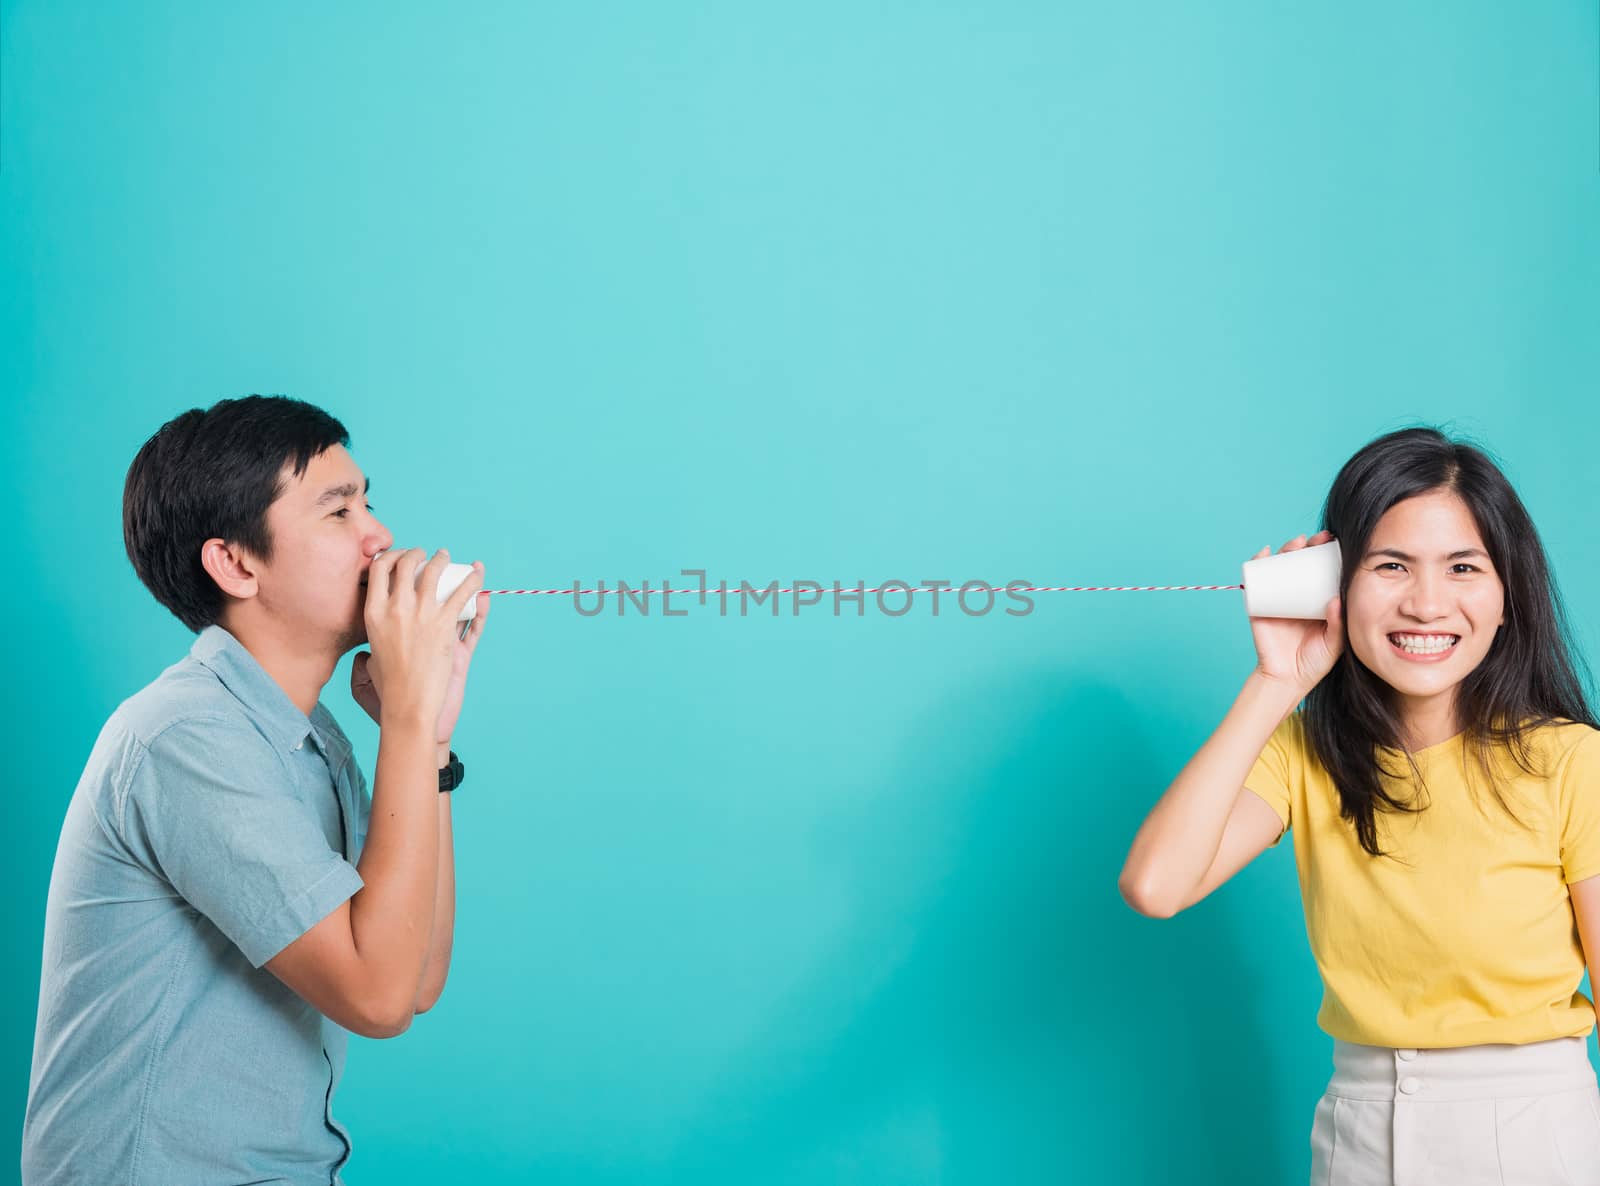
[332,504,374,518]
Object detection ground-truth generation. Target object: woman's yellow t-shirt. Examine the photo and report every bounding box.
[1244,713,1600,1049]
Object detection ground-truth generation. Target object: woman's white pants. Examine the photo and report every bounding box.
[1311,1036,1600,1185]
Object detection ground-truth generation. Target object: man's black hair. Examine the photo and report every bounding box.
[123,394,350,633]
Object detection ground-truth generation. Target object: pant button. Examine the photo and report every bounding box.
[1399,1076,1422,1095]
[1397,1048,1418,1061]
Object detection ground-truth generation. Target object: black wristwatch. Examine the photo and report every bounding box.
[438,750,465,794]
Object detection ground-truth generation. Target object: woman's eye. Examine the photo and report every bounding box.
[1375,561,1480,574]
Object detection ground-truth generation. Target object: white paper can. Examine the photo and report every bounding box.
[1241,539,1341,620]
[413,559,479,622]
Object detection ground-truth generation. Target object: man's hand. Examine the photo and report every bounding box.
[352,584,491,746]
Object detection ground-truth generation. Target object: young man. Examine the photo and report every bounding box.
[21,395,491,1186]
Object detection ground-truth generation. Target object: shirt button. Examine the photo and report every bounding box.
[1399,1076,1421,1095]
[1397,1048,1418,1061]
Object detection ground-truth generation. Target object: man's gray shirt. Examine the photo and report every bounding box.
[23,624,373,1186]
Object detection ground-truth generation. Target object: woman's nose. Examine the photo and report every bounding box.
[1400,572,1449,619]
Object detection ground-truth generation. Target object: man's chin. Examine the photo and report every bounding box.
[334,616,369,657]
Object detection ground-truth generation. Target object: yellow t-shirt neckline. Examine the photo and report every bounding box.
[1376,728,1469,759]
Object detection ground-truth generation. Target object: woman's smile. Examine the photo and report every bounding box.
[1385,631,1461,662]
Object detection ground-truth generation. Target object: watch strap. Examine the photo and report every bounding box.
[438,750,464,794]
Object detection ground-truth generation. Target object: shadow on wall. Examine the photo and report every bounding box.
[666,670,1299,1185]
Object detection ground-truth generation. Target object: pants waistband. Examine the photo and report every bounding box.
[1328,1036,1596,1102]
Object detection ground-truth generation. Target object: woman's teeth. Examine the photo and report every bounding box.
[1388,632,1460,655]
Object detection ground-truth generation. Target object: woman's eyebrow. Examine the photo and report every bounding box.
[1363,546,1488,562]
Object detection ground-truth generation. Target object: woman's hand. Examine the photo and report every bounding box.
[1248,530,1344,695]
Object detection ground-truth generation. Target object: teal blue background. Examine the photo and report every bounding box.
[5,2,1599,1181]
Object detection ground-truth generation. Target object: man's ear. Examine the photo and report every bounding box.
[201,538,261,601]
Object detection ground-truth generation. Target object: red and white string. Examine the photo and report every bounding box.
[477,583,1244,598]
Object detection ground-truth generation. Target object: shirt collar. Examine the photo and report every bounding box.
[190,624,351,763]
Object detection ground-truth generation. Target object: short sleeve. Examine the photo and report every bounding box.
[1558,728,1600,884]
[351,759,373,861]
[122,716,364,967]
[1244,712,1299,847]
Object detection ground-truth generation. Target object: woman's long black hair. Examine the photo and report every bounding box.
[1303,426,1598,857]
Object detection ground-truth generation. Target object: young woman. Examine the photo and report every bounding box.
[1119,426,1600,1184]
